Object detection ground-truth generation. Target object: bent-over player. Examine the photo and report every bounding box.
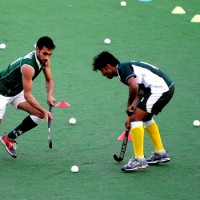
[92,51,174,172]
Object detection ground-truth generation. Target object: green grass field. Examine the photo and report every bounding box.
[0,0,200,199]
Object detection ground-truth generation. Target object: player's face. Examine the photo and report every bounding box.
[100,65,116,79]
[36,46,53,65]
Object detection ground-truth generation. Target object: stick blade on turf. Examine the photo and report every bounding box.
[113,154,123,162]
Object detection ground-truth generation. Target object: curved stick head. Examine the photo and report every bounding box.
[113,154,123,162]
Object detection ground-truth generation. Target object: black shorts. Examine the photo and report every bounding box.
[137,85,175,115]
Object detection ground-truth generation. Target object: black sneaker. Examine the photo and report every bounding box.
[0,134,17,158]
[146,152,170,165]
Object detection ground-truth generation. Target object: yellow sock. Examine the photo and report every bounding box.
[144,120,165,152]
[130,122,144,159]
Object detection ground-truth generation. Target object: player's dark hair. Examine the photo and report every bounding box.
[36,36,56,50]
[92,51,120,71]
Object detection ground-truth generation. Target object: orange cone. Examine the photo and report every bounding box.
[118,130,132,141]
[56,101,71,108]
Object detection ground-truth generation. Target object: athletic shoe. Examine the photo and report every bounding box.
[0,133,17,158]
[146,152,170,165]
[121,156,148,172]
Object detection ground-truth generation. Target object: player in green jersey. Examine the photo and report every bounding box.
[92,51,175,172]
[0,36,56,158]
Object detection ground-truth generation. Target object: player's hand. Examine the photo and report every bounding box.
[125,118,131,130]
[126,105,134,116]
[126,109,134,116]
[47,96,56,107]
[44,110,53,122]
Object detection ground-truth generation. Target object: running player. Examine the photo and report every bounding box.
[0,36,56,158]
[92,51,175,172]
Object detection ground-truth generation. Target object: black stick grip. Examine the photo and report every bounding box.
[48,105,52,128]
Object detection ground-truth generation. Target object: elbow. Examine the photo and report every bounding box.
[24,93,33,102]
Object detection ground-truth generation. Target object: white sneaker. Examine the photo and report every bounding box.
[121,156,148,172]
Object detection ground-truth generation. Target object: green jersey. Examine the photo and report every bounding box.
[0,51,44,97]
[117,61,174,94]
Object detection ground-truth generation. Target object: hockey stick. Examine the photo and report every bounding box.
[113,129,129,162]
[113,110,133,162]
[48,105,53,149]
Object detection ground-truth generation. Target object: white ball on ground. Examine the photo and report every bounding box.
[104,38,111,44]
[0,43,6,49]
[71,165,79,173]
[193,120,200,127]
[69,117,76,124]
[120,1,127,6]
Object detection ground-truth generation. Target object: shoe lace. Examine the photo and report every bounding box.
[128,156,137,165]
[149,151,157,158]
[11,142,17,150]
[5,135,17,150]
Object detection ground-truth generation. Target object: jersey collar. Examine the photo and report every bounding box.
[34,51,43,70]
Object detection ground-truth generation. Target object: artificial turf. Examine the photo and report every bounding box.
[0,0,200,199]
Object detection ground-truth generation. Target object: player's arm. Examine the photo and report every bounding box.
[22,65,47,115]
[127,76,138,110]
[124,76,139,129]
[133,95,140,108]
[43,60,56,106]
